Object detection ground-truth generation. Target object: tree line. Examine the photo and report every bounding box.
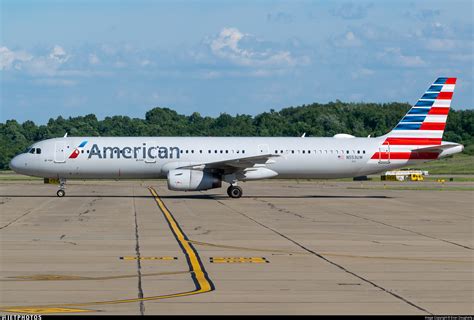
[1,101,473,169]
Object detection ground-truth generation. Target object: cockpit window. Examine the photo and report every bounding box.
[23,147,32,154]
[36,148,41,154]
[29,148,35,154]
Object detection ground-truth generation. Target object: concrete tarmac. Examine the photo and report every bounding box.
[0,179,473,315]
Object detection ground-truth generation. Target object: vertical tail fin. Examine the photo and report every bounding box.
[383,77,456,146]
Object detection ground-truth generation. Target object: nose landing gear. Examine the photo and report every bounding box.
[227,185,243,198]
[57,178,66,197]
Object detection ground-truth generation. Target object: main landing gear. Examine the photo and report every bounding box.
[57,178,66,197]
[227,185,243,198]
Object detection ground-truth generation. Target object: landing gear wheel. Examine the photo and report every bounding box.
[227,185,243,199]
[57,189,66,197]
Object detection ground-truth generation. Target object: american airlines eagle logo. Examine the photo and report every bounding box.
[69,141,88,159]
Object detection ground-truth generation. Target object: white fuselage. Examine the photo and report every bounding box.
[9,136,459,180]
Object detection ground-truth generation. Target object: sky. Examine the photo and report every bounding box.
[1,0,473,123]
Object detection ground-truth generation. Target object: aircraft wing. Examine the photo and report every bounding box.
[176,154,279,174]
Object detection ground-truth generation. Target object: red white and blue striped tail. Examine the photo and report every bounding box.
[383,77,456,147]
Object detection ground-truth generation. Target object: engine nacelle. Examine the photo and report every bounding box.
[167,169,222,191]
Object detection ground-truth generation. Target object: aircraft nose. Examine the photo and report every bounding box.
[9,155,23,173]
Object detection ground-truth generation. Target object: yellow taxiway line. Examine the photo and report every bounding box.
[0,187,214,314]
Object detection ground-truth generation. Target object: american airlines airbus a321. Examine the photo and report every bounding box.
[9,77,464,198]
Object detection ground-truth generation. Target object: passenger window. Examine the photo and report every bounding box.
[346,150,349,154]
[357,150,360,154]
[275,150,278,153]
[237,150,240,153]
[280,150,283,153]
[291,150,295,154]
[191,150,194,153]
[81,150,84,154]
[36,148,41,154]
[242,150,245,154]
[215,150,218,153]
[225,150,228,153]
[302,150,305,154]
[220,150,223,153]
[308,150,311,154]
[363,150,366,154]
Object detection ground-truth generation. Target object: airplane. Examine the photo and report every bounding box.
[9,77,464,198]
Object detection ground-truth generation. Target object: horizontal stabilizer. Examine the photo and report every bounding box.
[412,143,461,153]
[411,142,464,158]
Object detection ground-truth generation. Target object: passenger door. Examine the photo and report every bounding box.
[54,141,66,163]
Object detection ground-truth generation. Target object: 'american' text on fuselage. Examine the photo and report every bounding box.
[88,144,180,159]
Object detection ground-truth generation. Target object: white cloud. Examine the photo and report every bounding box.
[330,2,373,20]
[49,45,70,63]
[0,46,33,70]
[208,27,304,67]
[332,31,363,47]
[378,48,426,67]
[1,45,72,75]
[1,45,114,89]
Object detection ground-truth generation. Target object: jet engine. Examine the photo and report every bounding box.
[167,169,222,191]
